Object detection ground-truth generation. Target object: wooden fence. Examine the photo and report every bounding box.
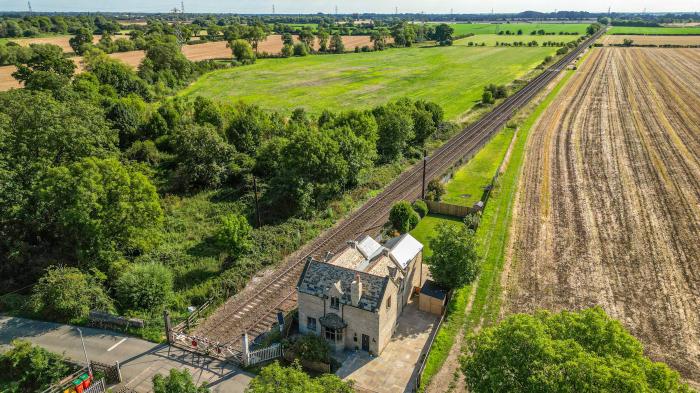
[412,290,452,392]
[425,200,476,218]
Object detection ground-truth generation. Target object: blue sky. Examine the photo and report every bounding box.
[0,1,697,14]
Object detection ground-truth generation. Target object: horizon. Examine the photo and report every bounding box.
[0,1,697,14]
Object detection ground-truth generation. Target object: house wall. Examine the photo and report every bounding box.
[377,280,400,354]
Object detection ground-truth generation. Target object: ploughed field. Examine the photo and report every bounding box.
[181,45,556,120]
[601,34,700,46]
[503,47,700,385]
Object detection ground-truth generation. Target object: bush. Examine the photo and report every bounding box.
[31,266,113,321]
[426,179,445,201]
[114,263,173,311]
[427,223,479,289]
[482,90,495,105]
[0,340,75,393]
[284,334,332,363]
[412,200,429,218]
[463,307,692,393]
[247,361,353,393]
[153,369,209,393]
[293,42,309,56]
[215,213,253,259]
[389,200,420,233]
[126,140,161,164]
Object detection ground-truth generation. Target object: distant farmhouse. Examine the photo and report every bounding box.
[296,234,423,355]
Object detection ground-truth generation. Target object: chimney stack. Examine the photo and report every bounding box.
[351,273,362,307]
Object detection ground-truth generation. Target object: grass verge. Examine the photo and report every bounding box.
[417,65,578,391]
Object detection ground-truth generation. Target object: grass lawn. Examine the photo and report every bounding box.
[180,45,556,120]
[455,34,581,47]
[448,23,589,36]
[443,127,514,207]
[410,214,463,258]
[608,26,700,35]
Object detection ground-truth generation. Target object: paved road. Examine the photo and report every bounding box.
[0,316,252,392]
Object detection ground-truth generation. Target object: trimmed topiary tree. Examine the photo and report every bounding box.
[389,200,420,233]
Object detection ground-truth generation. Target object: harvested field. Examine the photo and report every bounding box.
[503,47,700,386]
[601,34,700,46]
[6,35,108,53]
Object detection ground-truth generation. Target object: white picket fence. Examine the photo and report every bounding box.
[247,343,283,366]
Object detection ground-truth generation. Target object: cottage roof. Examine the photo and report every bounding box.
[297,258,389,312]
[386,233,423,270]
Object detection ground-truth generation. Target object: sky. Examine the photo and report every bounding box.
[0,0,697,14]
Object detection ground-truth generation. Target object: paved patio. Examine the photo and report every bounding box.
[335,299,439,393]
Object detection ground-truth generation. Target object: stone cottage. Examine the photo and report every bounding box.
[296,233,423,355]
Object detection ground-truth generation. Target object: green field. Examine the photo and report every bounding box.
[608,26,700,35]
[448,23,589,36]
[455,34,580,47]
[181,46,555,120]
[443,127,514,207]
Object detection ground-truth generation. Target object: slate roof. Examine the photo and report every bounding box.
[297,258,389,312]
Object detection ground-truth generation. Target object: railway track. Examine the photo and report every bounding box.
[193,28,606,347]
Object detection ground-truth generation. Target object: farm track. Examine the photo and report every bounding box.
[195,30,606,348]
[504,47,700,386]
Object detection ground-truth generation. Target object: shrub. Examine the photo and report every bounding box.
[126,140,161,164]
[247,361,353,393]
[284,334,332,363]
[0,340,75,392]
[412,200,429,218]
[427,223,479,289]
[426,179,445,201]
[153,369,209,393]
[31,266,113,321]
[293,42,309,56]
[482,90,495,105]
[114,263,173,311]
[389,200,420,233]
[215,213,253,259]
[463,307,692,393]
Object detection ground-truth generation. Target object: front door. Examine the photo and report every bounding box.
[361,334,369,351]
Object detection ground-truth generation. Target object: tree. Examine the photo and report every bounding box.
[31,266,113,321]
[0,340,74,393]
[370,28,390,50]
[281,43,294,57]
[482,90,495,105]
[462,307,692,393]
[153,369,209,393]
[106,95,147,147]
[246,361,353,393]
[193,95,223,129]
[293,42,309,56]
[373,102,414,162]
[69,27,93,54]
[114,263,173,311]
[298,28,316,50]
[412,108,437,147]
[434,24,454,45]
[215,213,253,259]
[389,201,420,233]
[11,44,76,87]
[329,33,345,54]
[226,104,282,154]
[328,126,376,187]
[34,157,163,266]
[84,51,152,99]
[138,40,193,88]
[281,32,294,46]
[228,39,255,64]
[623,38,634,47]
[427,223,479,289]
[244,25,269,53]
[172,124,235,191]
[316,28,330,52]
[426,179,445,201]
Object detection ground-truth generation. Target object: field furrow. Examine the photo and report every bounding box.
[504,47,700,385]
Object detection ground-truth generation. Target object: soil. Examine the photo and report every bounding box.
[503,47,700,387]
[601,35,700,46]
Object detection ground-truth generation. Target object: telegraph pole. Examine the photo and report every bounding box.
[253,176,262,228]
[421,150,427,199]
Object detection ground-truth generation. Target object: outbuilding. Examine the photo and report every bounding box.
[419,280,448,315]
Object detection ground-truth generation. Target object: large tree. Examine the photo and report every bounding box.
[463,307,692,393]
[33,157,163,266]
[0,340,75,392]
[172,124,235,191]
[11,43,76,88]
[246,361,353,393]
[427,223,479,289]
[373,102,414,162]
[69,27,94,54]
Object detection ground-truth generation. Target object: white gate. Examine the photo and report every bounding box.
[247,343,283,366]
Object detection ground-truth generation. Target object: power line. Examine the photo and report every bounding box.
[27,1,32,15]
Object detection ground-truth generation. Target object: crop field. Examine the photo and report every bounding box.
[455,34,580,47]
[448,23,588,36]
[608,26,700,35]
[1,34,114,52]
[601,34,700,46]
[503,47,700,385]
[181,45,556,120]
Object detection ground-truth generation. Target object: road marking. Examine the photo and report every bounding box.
[107,338,127,352]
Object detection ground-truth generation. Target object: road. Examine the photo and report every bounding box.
[0,316,252,392]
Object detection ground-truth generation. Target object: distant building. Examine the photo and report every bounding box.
[296,234,423,355]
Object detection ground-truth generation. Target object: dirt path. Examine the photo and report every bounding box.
[503,47,700,387]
